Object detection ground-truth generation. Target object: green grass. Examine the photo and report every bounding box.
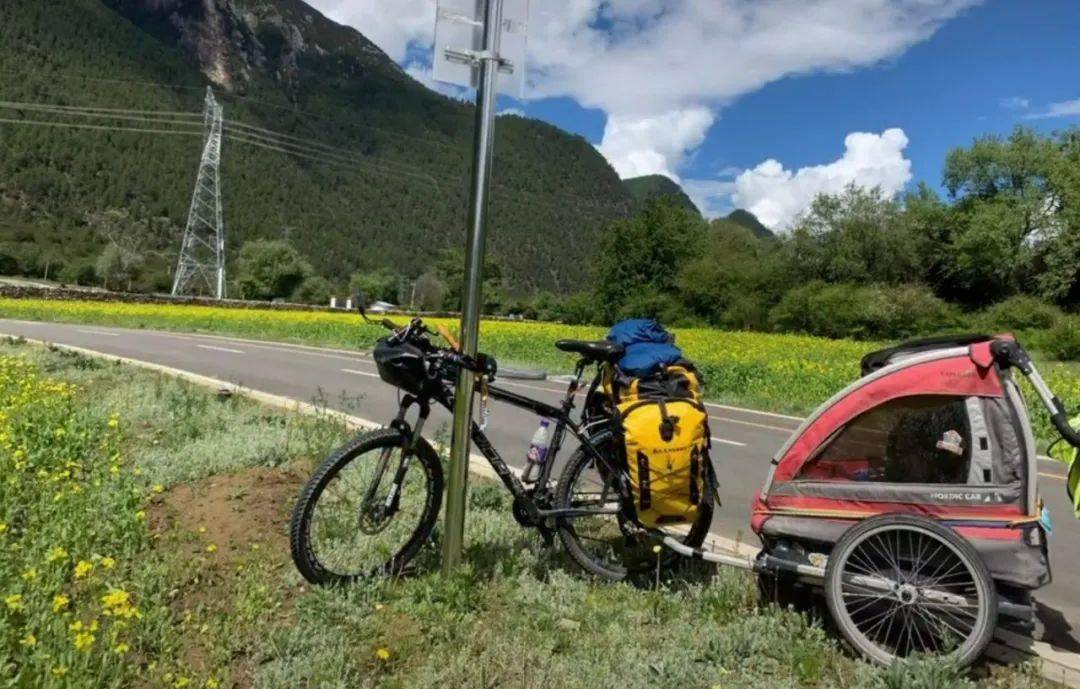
[0,341,1056,688]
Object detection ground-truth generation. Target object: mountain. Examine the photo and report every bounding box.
[0,0,633,294]
[623,175,701,218]
[725,209,775,240]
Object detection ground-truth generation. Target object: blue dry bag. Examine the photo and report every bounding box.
[606,319,684,377]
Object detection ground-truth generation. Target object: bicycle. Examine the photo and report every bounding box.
[289,305,716,584]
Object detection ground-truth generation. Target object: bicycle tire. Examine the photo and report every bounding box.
[290,428,443,585]
[824,514,997,667]
[554,432,714,580]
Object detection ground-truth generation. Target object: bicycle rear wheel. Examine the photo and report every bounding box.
[554,432,714,580]
[290,428,443,585]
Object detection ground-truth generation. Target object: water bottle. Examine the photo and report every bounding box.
[521,418,552,483]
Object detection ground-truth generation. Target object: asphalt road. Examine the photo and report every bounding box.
[3,318,1078,650]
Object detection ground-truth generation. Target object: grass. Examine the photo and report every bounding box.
[0,340,1058,688]
[0,296,1077,446]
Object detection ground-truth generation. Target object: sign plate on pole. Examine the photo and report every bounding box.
[433,0,529,97]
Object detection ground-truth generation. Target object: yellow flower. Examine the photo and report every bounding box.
[198,526,206,534]
[135,510,147,522]
[152,484,165,494]
[100,556,116,569]
[205,543,217,553]
[113,642,130,655]
[4,593,24,612]
[101,589,141,619]
[46,546,68,563]
[205,679,220,689]
[52,594,70,613]
[375,647,391,662]
[374,603,386,612]
[68,620,83,632]
[21,568,37,581]
[19,633,36,647]
[73,631,95,652]
[51,667,68,677]
[108,417,119,428]
[0,522,7,535]
[74,560,94,579]
[174,677,190,689]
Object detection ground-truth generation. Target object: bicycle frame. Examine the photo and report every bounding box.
[389,359,629,526]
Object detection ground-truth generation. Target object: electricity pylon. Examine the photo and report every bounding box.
[172,87,226,298]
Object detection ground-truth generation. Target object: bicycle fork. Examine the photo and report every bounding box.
[362,396,430,522]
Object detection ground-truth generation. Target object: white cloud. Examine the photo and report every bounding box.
[306,1,976,179]
[403,62,470,100]
[1000,96,1030,111]
[725,128,912,229]
[597,108,714,180]
[1026,97,1080,119]
[682,179,737,219]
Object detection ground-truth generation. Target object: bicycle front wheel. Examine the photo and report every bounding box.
[555,432,714,580]
[290,428,443,585]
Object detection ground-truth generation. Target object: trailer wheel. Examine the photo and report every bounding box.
[825,514,997,667]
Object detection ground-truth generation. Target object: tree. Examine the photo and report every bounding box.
[95,243,144,291]
[234,240,313,301]
[434,248,504,311]
[678,220,784,329]
[593,199,706,322]
[293,276,333,305]
[783,185,922,286]
[349,268,399,303]
[411,271,446,311]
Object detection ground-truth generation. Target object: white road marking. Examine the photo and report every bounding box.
[76,329,119,337]
[711,436,747,447]
[195,344,244,354]
[341,368,379,378]
[704,402,803,421]
[710,415,793,434]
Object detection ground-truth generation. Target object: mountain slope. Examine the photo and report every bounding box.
[0,0,632,294]
[726,209,775,240]
[623,175,701,218]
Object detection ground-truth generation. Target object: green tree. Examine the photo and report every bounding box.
[411,271,446,311]
[783,185,922,285]
[95,243,144,291]
[678,220,784,329]
[349,268,399,304]
[593,199,706,322]
[293,275,333,305]
[434,249,504,311]
[234,239,313,301]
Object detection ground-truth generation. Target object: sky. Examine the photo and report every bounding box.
[308,0,1080,229]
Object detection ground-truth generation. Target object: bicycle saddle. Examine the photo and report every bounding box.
[555,339,625,363]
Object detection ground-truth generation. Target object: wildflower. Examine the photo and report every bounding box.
[0,522,6,535]
[21,568,37,581]
[19,633,36,647]
[100,556,116,569]
[101,589,140,619]
[152,484,165,494]
[108,417,119,428]
[4,593,24,612]
[375,647,391,662]
[46,546,68,563]
[113,642,130,655]
[198,526,206,534]
[135,510,147,522]
[73,631,95,652]
[74,560,94,579]
[51,667,68,677]
[174,677,190,688]
[205,544,217,554]
[374,603,386,612]
[52,594,70,613]
[205,679,220,689]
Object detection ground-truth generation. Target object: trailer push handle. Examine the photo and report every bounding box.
[991,340,1080,450]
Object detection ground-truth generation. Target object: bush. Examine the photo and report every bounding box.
[292,276,333,305]
[769,282,961,340]
[1042,316,1080,361]
[975,295,1064,332]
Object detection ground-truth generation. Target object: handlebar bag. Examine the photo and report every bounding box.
[616,397,709,528]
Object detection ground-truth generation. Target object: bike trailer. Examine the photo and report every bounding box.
[753,334,1050,591]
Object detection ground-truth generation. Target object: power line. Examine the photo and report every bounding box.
[0,116,203,138]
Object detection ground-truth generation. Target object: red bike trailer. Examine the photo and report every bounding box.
[662,334,1080,667]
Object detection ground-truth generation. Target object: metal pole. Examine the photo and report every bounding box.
[442,0,504,573]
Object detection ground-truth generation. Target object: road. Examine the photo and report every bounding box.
[2,318,1078,650]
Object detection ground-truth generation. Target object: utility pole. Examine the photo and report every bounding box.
[440,0,505,573]
[173,87,226,299]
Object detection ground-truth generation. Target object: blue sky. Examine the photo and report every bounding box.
[316,0,1079,227]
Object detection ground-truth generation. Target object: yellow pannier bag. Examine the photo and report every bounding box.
[602,363,703,405]
[618,397,710,527]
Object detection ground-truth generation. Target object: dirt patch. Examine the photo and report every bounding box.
[150,465,307,566]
